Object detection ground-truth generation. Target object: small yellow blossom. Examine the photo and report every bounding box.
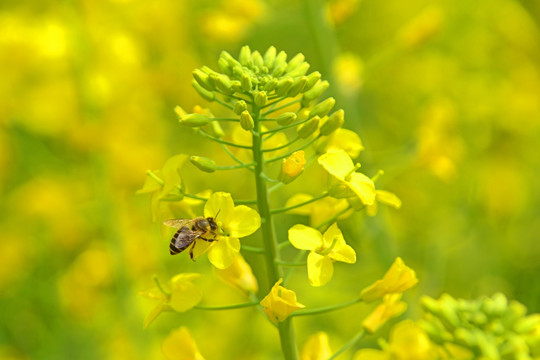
[214,254,258,294]
[333,53,364,94]
[139,273,202,328]
[162,327,205,360]
[318,149,376,206]
[288,223,356,286]
[260,279,305,323]
[362,294,407,333]
[279,150,306,184]
[316,128,364,158]
[301,332,332,360]
[366,190,402,216]
[360,257,418,303]
[191,192,261,269]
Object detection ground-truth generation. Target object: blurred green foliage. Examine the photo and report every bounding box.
[1,0,539,358]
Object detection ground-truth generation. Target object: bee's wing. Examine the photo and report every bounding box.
[163,219,192,229]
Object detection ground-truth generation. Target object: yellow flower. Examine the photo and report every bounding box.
[316,128,364,158]
[260,279,305,323]
[162,327,205,360]
[360,258,418,303]
[366,190,402,216]
[213,254,258,294]
[285,193,351,226]
[193,192,261,269]
[354,321,438,360]
[301,332,332,360]
[318,149,376,206]
[288,223,356,286]
[279,150,306,184]
[362,294,407,334]
[139,273,202,328]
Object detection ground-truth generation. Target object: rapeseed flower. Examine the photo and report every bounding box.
[362,294,407,333]
[261,279,305,323]
[360,257,418,303]
[162,326,205,360]
[288,223,356,286]
[301,332,332,360]
[213,254,258,294]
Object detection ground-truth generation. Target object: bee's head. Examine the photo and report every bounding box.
[207,217,218,231]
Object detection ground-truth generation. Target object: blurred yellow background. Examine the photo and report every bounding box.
[1,0,539,358]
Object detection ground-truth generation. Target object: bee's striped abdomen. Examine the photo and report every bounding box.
[169,227,197,255]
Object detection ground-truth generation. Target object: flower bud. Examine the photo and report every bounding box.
[263,46,277,68]
[287,62,310,77]
[234,100,248,115]
[304,71,322,92]
[303,80,330,102]
[191,80,215,102]
[218,57,232,75]
[286,53,305,72]
[220,50,241,68]
[240,110,254,131]
[309,97,336,118]
[273,51,288,70]
[214,254,258,294]
[190,156,217,173]
[254,91,268,107]
[272,63,287,77]
[204,121,225,139]
[279,151,306,184]
[174,105,187,118]
[275,77,294,97]
[286,76,307,97]
[297,116,320,138]
[239,45,252,67]
[263,78,278,92]
[320,109,344,135]
[192,69,214,91]
[251,50,264,69]
[276,112,297,125]
[241,73,252,92]
[178,113,212,127]
[215,75,233,95]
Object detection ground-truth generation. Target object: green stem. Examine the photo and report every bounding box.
[240,245,266,254]
[265,135,321,164]
[183,193,257,205]
[193,301,259,311]
[197,129,252,149]
[262,98,302,116]
[283,250,307,283]
[220,144,254,172]
[215,97,233,110]
[262,137,300,152]
[291,297,362,317]
[252,103,299,360]
[316,206,352,231]
[216,162,256,170]
[328,329,366,360]
[153,275,170,297]
[275,260,307,267]
[271,192,329,214]
[261,117,312,135]
[212,117,240,122]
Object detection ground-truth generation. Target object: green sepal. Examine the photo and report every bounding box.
[320,109,344,135]
[234,100,248,115]
[309,97,336,118]
[286,76,307,97]
[190,156,217,173]
[275,77,293,97]
[240,110,254,131]
[178,113,212,127]
[254,91,268,107]
[192,69,214,91]
[276,112,297,125]
[297,116,320,138]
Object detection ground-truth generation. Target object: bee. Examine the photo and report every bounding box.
[163,217,219,260]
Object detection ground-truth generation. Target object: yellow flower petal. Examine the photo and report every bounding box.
[347,172,376,206]
[318,149,355,180]
[228,205,261,237]
[204,192,234,225]
[353,349,389,360]
[307,251,334,287]
[214,254,258,294]
[328,241,356,264]
[360,257,418,303]
[162,327,205,360]
[260,279,305,323]
[376,190,402,209]
[208,237,240,269]
[321,128,364,159]
[169,276,203,312]
[285,193,314,215]
[321,223,342,249]
[362,293,407,333]
[301,332,332,360]
[388,321,438,360]
[288,224,323,251]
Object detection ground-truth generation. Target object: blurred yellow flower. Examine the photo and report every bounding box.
[197,192,261,269]
[279,150,306,184]
[288,223,356,286]
[162,326,205,360]
[213,254,258,294]
[333,53,364,94]
[285,193,351,226]
[260,279,305,323]
[316,128,364,159]
[362,293,407,333]
[318,149,376,206]
[366,189,402,216]
[360,257,418,303]
[397,6,444,48]
[139,273,202,328]
[326,0,360,25]
[301,332,332,360]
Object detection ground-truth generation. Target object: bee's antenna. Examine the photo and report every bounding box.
[214,209,221,220]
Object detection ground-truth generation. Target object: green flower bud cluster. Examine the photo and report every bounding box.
[419,293,540,359]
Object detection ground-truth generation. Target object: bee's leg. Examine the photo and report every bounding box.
[200,236,216,242]
[189,242,196,261]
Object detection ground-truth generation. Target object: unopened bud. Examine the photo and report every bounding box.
[254,91,268,107]
[304,71,322,92]
[192,80,215,102]
[239,45,252,67]
[287,62,310,77]
[303,80,330,102]
[279,151,306,184]
[215,75,233,95]
[178,113,212,127]
[263,78,278,92]
[240,110,254,131]
[275,78,293,97]
[190,156,217,173]
[220,50,241,68]
[286,76,307,97]
[320,109,344,135]
[264,46,277,69]
[241,73,252,92]
[218,57,232,75]
[273,51,288,70]
[192,69,214,91]
[286,53,305,72]
[174,106,187,118]
[297,116,320,138]
[276,112,297,126]
[204,121,225,138]
[251,51,264,69]
[234,100,248,115]
[309,97,336,118]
